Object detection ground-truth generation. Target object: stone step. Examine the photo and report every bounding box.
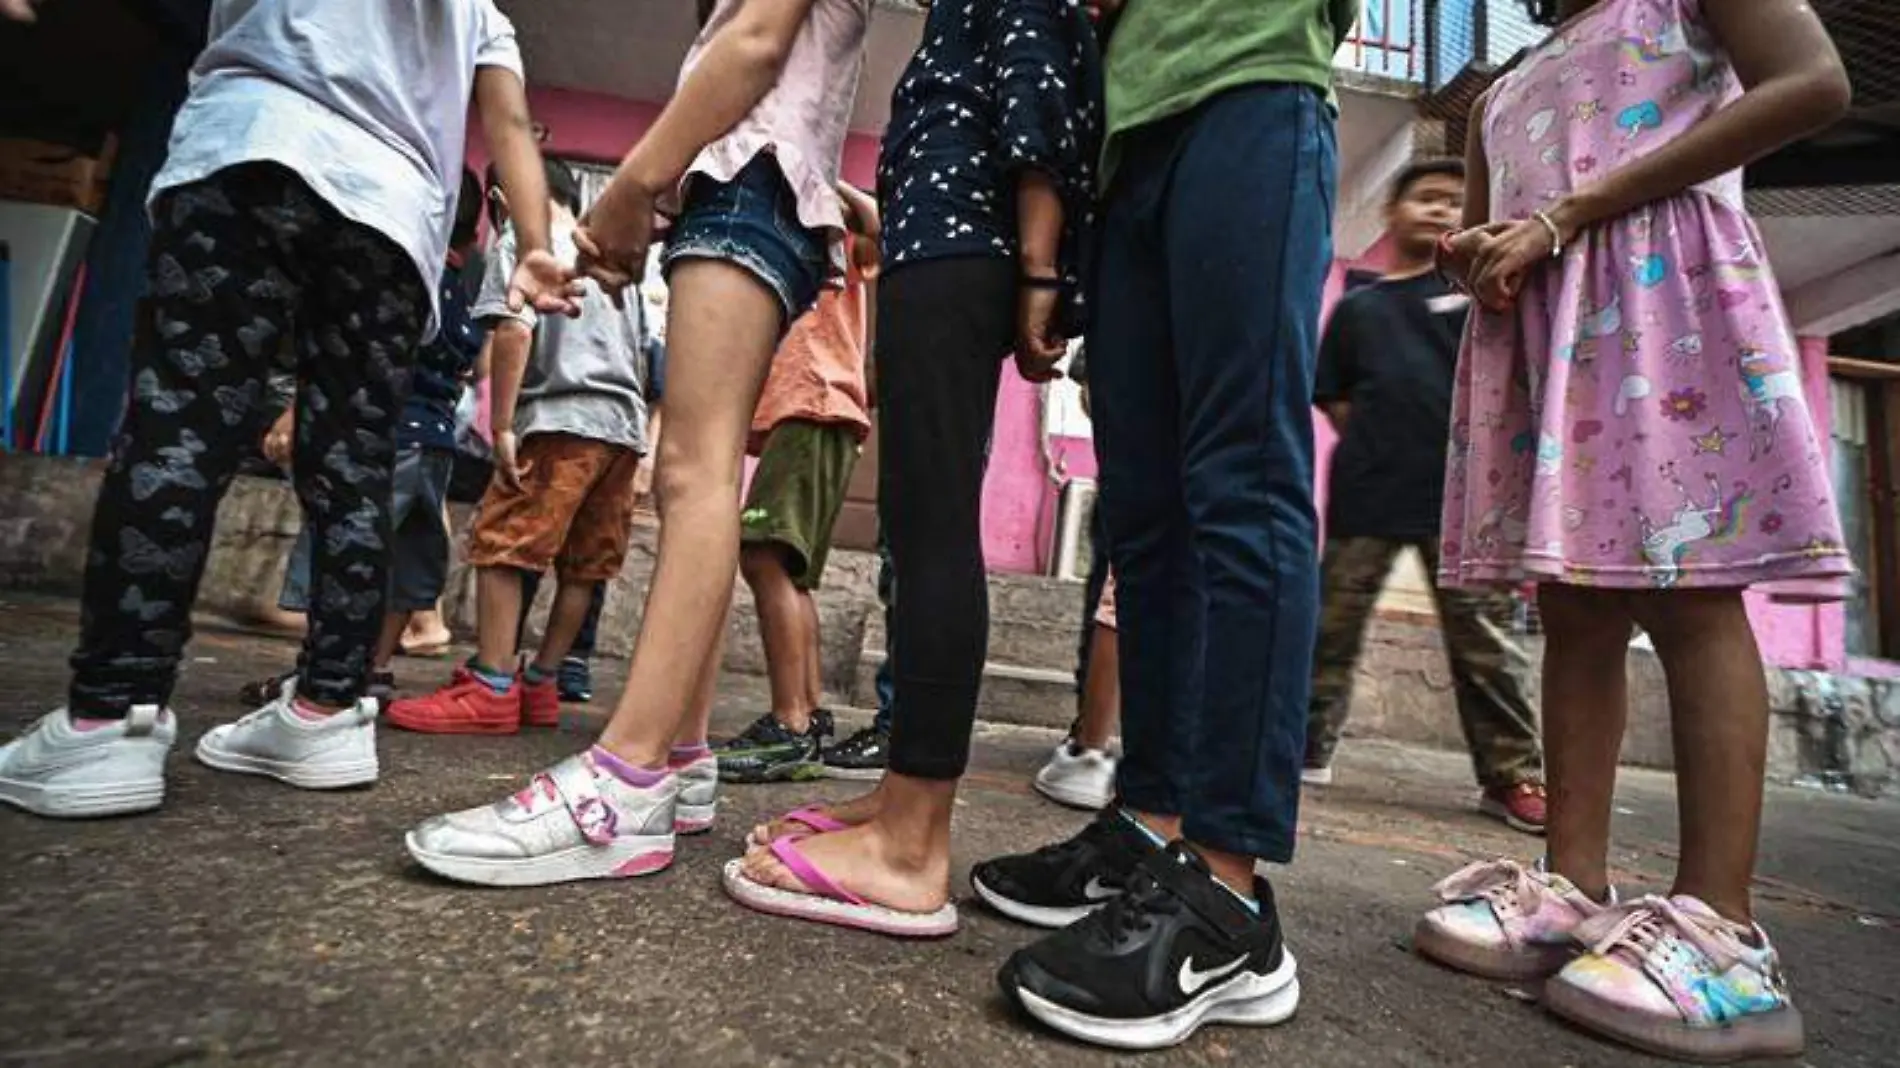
[849,646,1078,734]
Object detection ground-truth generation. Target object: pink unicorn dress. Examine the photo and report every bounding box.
[1440,0,1853,597]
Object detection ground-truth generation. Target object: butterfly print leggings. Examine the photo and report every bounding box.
[68,163,425,716]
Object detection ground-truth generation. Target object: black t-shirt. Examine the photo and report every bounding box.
[1313,272,1470,541]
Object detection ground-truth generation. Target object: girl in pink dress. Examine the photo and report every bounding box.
[1413,0,1853,1060]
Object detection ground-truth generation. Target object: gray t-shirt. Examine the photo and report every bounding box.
[152,0,522,342]
[475,220,653,454]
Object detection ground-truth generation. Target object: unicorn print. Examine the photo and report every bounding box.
[1737,347,1803,459]
[1637,474,1751,589]
[1473,505,1530,556]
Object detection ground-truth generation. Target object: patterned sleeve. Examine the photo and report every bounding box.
[985,0,1084,179]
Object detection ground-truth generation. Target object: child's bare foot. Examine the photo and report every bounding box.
[748,783,884,845]
[739,820,950,916]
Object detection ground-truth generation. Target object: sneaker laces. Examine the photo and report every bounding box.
[1433,858,1548,912]
[1574,896,1745,974]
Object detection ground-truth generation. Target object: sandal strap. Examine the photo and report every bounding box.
[768,836,865,905]
[781,806,850,834]
[548,756,619,846]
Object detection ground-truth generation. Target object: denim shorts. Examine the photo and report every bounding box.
[662,154,828,327]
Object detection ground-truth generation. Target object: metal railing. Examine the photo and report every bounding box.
[1337,0,1424,81]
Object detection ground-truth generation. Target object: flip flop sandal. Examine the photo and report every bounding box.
[722,836,959,939]
[743,805,851,849]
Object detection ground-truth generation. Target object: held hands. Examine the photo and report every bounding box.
[261,410,294,469]
[571,177,661,307]
[1438,215,1570,313]
[507,249,586,318]
[1014,282,1066,384]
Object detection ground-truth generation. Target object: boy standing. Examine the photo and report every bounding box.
[716,185,879,783]
[1303,159,1546,833]
[390,160,657,735]
[0,0,570,818]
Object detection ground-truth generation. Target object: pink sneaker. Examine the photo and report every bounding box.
[1414,859,1608,980]
[1543,895,1804,1063]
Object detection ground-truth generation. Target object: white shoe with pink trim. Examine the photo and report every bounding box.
[405,752,677,887]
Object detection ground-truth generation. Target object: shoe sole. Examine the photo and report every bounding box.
[1300,767,1334,787]
[1412,918,1573,981]
[1031,774,1113,811]
[1541,974,1805,1063]
[1007,951,1300,1051]
[0,774,165,818]
[386,714,521,736]
[675,801,716,835]
[970,871,1109,929]
[405,831,675,887]
[822,763,886,782]
[194,737,378,790]
[717,758,826,785]
[1478,797,1548,836]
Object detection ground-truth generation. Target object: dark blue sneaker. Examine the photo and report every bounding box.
[556,656,593,703]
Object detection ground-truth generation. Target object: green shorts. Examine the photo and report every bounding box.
[741,419,862,590]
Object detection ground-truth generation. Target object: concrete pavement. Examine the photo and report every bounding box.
[1,594,1896,1067]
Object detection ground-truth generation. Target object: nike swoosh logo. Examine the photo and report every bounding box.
[1082,876,1119,901]
[1178,954,1249,996]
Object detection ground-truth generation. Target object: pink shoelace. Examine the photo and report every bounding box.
[1573,895,1747,974]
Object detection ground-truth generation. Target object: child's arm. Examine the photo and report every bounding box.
[486,320,534,490]
[1437,87,1513,301]
[1471,0,1850,305]
[574,0,820,291]
[1015,173,1067,383]
[474,67,581,318]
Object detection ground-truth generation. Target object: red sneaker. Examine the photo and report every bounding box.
[520,672,561,728]
[1480,781,1549,836]
[386,668,522,735]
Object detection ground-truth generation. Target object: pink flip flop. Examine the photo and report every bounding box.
[743,805,851,849]
[722,837,959,939]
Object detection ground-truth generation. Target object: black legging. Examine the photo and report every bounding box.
[880,257,1017,780]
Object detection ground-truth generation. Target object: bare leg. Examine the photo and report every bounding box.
[741,772,953,914]
[1628,589,1767,925]
[596,261,785,767]
[473,567,525,671]
[1073,625,1120,750]
[372,611,412,673]
[531,579,597,675]
[1537,583,1632,903]
[740,543,816,732]
[668,599,729,750]
[800,589,825,712]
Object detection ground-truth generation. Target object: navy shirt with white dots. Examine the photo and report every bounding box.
[878,0,1103,331]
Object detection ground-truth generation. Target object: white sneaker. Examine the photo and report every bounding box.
[1301,765,1335,787]
[195,694,378,790]
[674,751,718,834]
[405,751,678,887]
[0,705,174,817]
[1032,741,1117,811]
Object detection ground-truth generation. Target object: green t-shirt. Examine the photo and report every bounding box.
[1102,0,1358,185]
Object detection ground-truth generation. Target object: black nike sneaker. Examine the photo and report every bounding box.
[970,808,1160,928]
[715,709,834,784]
[997,843,1299,1050]
[822,724,890,780]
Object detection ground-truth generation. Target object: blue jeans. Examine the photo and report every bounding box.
[1090,84,1337,863]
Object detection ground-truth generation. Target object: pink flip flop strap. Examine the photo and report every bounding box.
[767,836,866,906]
[781,806,850,834]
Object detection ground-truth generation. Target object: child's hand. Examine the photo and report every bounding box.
[1014,284,1066,384]
[573,180,660,305]
[261,409,294,469]
[507,249,585,318]
[1467,217,1565,312]
[1435,223,1509,292]
[492,430,532,492]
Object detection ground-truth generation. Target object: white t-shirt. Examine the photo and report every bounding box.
[150,0,523,340]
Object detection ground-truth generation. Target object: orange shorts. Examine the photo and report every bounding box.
[466,433,641,582]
